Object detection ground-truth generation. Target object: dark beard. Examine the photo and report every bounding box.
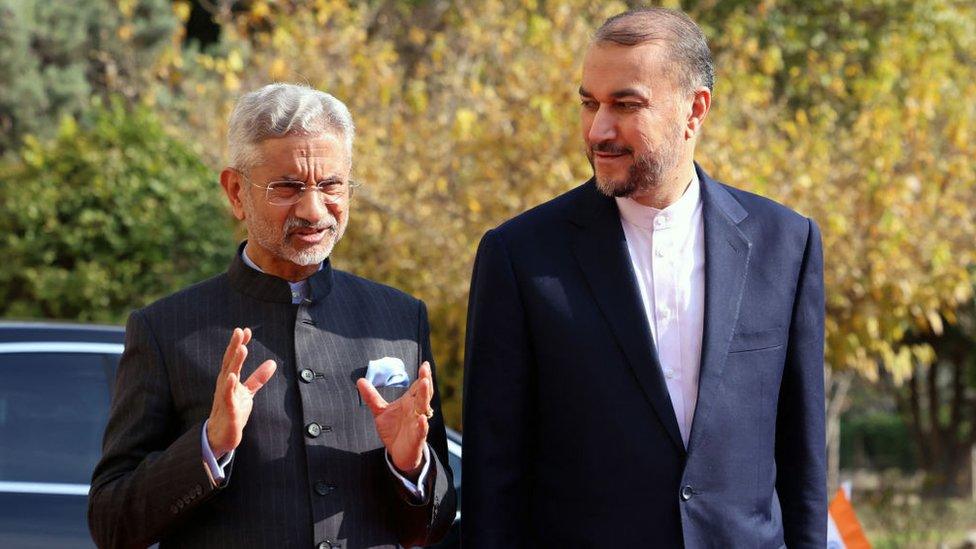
[589,122,683,199]
[592,151,670,198]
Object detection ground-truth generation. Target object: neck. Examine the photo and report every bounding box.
[243,241,321,282]
[628,160,696,210]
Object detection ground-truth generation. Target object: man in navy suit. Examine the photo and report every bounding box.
[462,7,826,548]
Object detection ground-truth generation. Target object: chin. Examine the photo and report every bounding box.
[289,236,341,266]
[289,246,331,266]
[595,173,636,198]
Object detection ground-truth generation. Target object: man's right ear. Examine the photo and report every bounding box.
[219,168,247,221]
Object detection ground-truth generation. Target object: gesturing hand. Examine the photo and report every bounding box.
[206,327,277,458]
[356,361,435,479]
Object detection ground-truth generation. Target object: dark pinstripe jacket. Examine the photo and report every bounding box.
[88,248,455,548]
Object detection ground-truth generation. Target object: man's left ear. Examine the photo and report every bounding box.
[686,87,711,139]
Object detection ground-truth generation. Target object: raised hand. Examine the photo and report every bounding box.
[356,361,435,478]
[206,327,277,458]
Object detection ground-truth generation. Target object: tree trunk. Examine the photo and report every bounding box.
[826,368,853,495]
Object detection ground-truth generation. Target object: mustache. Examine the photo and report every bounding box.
[284,217,337,234]
[591,141,632,155]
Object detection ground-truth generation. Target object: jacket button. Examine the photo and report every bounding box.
[300,369,315,383]
[306,422,322,437]
[680,485,694,501]
[314,481,336,496]
[317,541,339,549]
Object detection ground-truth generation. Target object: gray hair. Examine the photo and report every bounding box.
[227,83,355,172]
[594,7,714,94]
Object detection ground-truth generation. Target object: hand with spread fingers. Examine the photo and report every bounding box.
[206,327,278,458]
[357,361,435,479]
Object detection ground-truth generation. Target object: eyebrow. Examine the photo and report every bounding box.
[609,88,648,99]
[578,86,649,100]
[275,174,344,184]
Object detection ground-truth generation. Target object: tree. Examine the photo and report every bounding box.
[891,298,976,496]
[0,101,235,322]
[152,0,614,425]
[693,0,976,490]
[0,0,175,153]
[49,0,965,434]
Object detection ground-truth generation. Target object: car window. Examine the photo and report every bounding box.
[0,352,117,485]
[446,438,461,513]
[448,450,461,488]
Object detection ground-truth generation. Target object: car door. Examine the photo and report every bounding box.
[0,343,121,548]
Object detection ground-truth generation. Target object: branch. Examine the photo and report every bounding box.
[927,360,944,466]
[353,185,445,243]
[825,370,852,445]
[197,0,237,26]
[908,368,931,468]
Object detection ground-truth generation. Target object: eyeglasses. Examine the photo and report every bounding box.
[249,178,359,207]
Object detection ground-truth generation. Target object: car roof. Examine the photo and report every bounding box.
[0,321,466,443]
[0,320,125,344]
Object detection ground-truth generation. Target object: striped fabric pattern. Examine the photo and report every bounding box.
[88,249,455,548]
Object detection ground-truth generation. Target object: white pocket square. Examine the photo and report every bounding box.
[365,357,410,388]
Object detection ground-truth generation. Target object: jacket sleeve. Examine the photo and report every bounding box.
[461,229,536,548]
[88,309,223,549]
[389,300,457,547]
[776,217,828,547]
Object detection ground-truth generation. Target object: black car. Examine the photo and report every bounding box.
[0,321,462,548]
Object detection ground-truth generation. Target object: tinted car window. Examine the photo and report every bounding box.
[0,352,115,485]
[448,450,461,498]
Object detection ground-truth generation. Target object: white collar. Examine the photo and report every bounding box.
[240,247,323,279]
[615,173,701,231]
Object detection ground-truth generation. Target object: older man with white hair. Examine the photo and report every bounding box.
[88,83,456,549]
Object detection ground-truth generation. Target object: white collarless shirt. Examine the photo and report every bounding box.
[615,175,705,448]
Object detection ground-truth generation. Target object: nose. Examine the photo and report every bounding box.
[292,187,334,224]
[587,105,617,144]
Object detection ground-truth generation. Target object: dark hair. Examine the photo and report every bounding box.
[594,7,714,94]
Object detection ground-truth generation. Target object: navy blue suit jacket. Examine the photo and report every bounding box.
[462,166,826,548]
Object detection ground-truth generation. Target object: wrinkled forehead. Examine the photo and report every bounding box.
[252,132,351,176]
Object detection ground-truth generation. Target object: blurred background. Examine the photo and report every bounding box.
[0,0,974,546]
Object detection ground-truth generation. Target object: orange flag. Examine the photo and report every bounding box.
[827,487,871,549]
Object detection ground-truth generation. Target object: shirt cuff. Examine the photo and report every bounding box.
[385,444,430,501]
[201,419,234,485]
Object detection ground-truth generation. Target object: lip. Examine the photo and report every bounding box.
[289,228,331,244]
[593,152,628,163]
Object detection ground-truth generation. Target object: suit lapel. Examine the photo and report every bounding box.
[569,181,686,455]
[688,168,751,451]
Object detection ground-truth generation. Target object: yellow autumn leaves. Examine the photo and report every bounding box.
[138,0,973,426]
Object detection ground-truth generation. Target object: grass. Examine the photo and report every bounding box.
[856,495,976,548]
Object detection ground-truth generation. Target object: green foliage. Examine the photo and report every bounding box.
[0,101,235,323]
[0,0,176,153]
[841,411,917,471]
